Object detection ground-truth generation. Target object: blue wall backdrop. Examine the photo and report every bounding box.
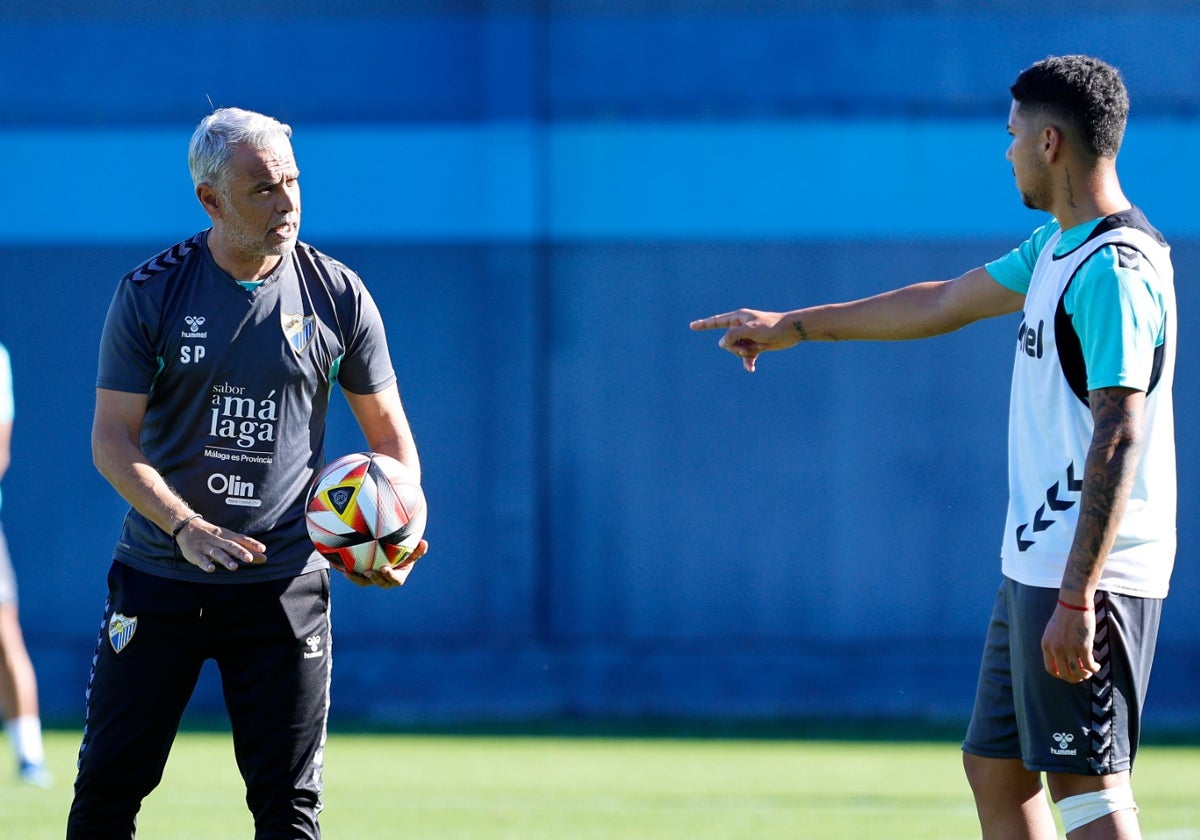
[1,1,1199,730]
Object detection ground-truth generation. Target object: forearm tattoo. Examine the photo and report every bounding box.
[792,320,809,341]
[1062,389,1143,593]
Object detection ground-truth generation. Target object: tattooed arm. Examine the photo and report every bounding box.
[689,266,1024,372]
[1041,386,1146,682]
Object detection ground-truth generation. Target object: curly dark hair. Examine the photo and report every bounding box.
[1010,55,1128,159]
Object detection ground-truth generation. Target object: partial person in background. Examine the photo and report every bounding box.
[0,341,52,787]
[692,55,1173,840]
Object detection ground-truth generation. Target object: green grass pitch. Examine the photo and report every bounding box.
[5,729,1199,838]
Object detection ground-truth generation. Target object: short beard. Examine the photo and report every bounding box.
[219,189,298,260]
[1019,182,1052,212]
[1018,161,1052,212]
[223,221,296,261]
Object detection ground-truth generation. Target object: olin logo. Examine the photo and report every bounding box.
[207,473,262,508]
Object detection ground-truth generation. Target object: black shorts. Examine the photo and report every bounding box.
[68,561,332,839]
[962,577,1161,775]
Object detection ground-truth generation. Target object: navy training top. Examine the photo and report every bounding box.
[96,231,397,583]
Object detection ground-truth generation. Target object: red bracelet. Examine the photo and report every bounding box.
[1057,598,1092,612]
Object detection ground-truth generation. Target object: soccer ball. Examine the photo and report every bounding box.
[304,452,427,575]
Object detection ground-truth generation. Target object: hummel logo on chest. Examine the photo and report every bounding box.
[1017,319,1044,359]
[182,314,208,339]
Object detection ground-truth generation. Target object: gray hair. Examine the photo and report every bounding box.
[188,107,293,192]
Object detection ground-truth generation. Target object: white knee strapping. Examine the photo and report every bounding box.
[1056,786,1138,833]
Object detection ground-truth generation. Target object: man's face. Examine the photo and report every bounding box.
[1005,100,1051,212]
[216,138,301,261]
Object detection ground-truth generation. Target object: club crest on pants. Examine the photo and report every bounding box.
[108,612,138,653]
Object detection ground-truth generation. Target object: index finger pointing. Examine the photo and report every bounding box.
[689,312,744,331]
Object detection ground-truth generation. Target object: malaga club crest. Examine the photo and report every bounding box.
[108,612,138,654]
[282,312,315,354]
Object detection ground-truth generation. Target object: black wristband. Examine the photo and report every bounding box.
[171,513,203,543]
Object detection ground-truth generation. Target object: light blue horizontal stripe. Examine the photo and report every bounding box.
[297,126,538,240]
[0,125,539,244]
[550,121,1021,238]
[550,119,1194,240]
[0,120,1193,242]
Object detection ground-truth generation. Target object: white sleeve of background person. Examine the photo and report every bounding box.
[0,343,12,423]
[0,343,11,512]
